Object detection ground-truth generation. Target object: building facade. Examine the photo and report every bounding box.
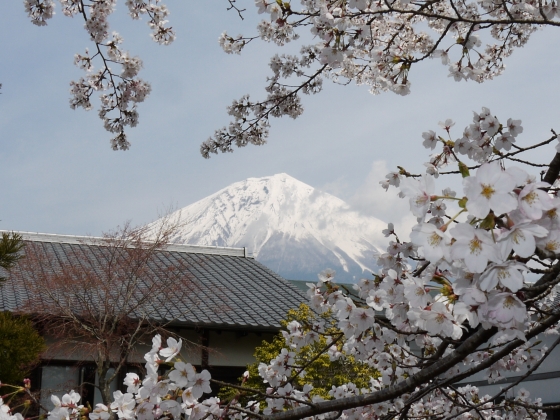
[0,232,307,409]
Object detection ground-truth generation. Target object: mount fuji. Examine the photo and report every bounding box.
[151,174,387,282]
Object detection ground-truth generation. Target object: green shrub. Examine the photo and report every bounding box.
[0,312,45,385]
[220,303,378,402]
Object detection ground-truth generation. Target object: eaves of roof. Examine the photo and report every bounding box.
[0,232,308,331]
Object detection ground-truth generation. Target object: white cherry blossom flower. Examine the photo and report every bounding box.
[318,268,336,282]
[349,307,376,333]
[498,220,548,258]
[507,118,524,137]
[150,334,161,353]
[463,162,517,219]
[518,182,554,220]
[482,292,526,331]
[169,362,196,388]
[188,403,209,420]
[506,166,534,186]
[456,286,487,311]
[438,119,455,132]
[442,187,456,198]
[537,230,560,255]
[403,277,432,308]
[478,261,526,292]
[399,241,418,258]
[62,391,81,406]
[400,175,435,218]
[255,0,268,14]
[416,302,460,338]
[191,370,212,399]
[182,387,197,406]
[47,407,70,420]
[143,351,159,379]
[160,399,181,419]
[135,402,154,420]
[159,337,182,362]
[335,297,355,319]
[538,198,560,230]
[454,301,480,328]
[384,172,402,188]
[410,223,451,263]
[382,223,395,237]
[89,404,110,420]
[380,179,390,191]
[495,132,515,151]
[422,130,437,149]
[51,395,62,408]
[480,114,500,136]
[433,49,450,64]
[424,162,439,177]
[367,289,388,311]
[110,391,135,420]
[450,223,501,273]
[430,200,446,217]
[123,373,141,393]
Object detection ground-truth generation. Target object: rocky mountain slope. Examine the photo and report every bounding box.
[150,174,386,282]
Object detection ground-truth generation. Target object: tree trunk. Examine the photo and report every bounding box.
[97,360,115,419]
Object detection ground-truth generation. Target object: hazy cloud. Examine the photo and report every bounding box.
[349,161,416,238]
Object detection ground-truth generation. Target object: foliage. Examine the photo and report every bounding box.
[221,303,378,403]
[0,232,24,284]
[0,312,44,386]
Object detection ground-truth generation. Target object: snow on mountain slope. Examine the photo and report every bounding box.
[151,173,387,282]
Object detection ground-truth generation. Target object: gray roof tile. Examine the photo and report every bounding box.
[0,234,307,331]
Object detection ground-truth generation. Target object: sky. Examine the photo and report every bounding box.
[1,1,558,239]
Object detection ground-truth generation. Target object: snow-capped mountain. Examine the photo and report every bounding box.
[151,174,387,282]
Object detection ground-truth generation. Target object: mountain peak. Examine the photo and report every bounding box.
[152,174,385,282]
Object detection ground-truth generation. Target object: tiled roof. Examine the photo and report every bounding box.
[0,232,307,331]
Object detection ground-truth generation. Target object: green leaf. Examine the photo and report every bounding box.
[479,212,495,230]
[458,162,470,178]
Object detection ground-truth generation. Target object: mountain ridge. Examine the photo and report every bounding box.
[150,173,386,282]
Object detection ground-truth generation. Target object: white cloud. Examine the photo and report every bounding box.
[349,160,416,239]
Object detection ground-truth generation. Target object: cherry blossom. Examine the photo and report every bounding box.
[159,337,182,361]
[450,223,501,273]
[410,222,451,263]
[110,391,136,420]
[481,292,527,332]
[201,0,555,157]
[89,404,110,420]
[23,0,174,149]
[422,130,438,150]
[168,362,195,388]
[6,108,560,420]
[123,373,141,393]
[190,371,212,399]
[518,182,555,220]
[399,175,435,218]
[537,230,560,254]
[382,223,395,237]
[463,162,517,219]
[478,261,526,292]
[414,302,461,338]
[498,220,548,258]
[404,276,432,307]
